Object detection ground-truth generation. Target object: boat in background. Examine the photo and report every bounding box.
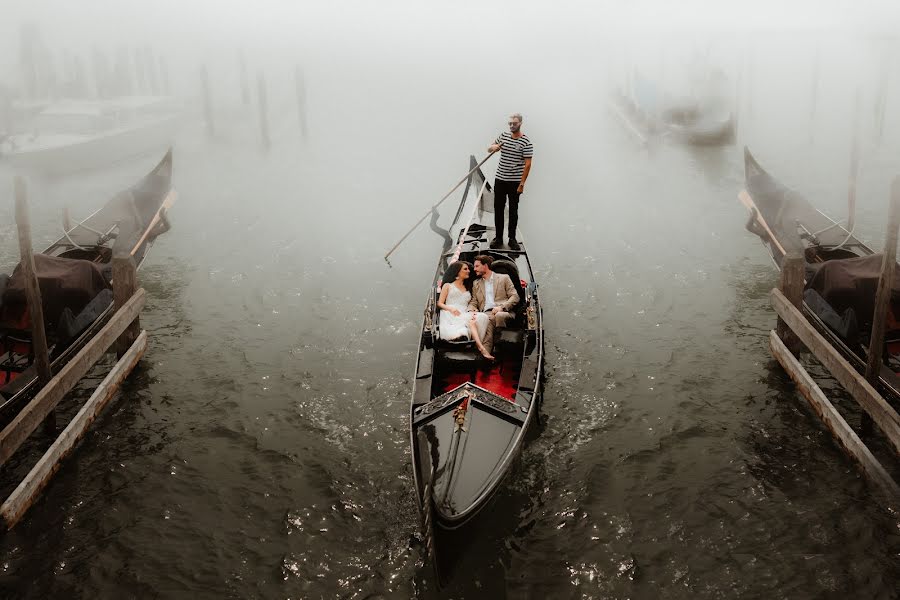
[739,146,900,402]
[0,96,181,176]
[611,71,735,145]
[410,156,544,550]
[0,149,176,423]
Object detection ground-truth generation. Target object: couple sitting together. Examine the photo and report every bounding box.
[437,255,520,360]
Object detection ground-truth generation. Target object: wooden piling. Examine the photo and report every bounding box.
[809,46,820,139]
[133,47,147,94]
[112,254,140,358]
[874,67,888,142]
[15,177,55,432]
[865,178,900,383]
[14,178,51,387]
[776,251,805,354]
[144,47,159,96]
[848,89,861,232]
[239,51,250,107]
[294,65,307,137]
[257,71,270,152]
[159,56,170,95]
[200,65,214,139]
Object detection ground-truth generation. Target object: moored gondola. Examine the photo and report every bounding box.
[739,146,900,402]
[611,73,735,145]
[0,149,176,423]
[410,156,544,545]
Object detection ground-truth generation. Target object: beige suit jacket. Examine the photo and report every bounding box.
[467,273,519,313]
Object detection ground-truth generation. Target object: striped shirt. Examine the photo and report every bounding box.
[494,131,533,182]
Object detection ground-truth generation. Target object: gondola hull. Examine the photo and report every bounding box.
[410,156,544,535]
[0,149,175,422]
[740,146,900,401]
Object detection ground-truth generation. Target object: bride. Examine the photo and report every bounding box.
[437,261,494,360]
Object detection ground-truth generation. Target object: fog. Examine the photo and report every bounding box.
[2,1,900,598]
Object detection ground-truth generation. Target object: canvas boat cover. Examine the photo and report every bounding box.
[0,254,110,331]
[806,253,900,327]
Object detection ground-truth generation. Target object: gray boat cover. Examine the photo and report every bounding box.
[806,253,900,326]
[1,254,110,331]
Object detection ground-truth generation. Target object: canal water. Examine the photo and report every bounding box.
[1,27,899,599]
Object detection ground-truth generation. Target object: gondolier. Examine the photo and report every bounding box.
[488,113,533,251]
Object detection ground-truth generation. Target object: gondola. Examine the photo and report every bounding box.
[410,156,544,544]
[0,149,176,423]
[739,146,900,402]
[611,73,735,145]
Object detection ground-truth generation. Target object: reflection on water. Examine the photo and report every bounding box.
[0,31,899,600]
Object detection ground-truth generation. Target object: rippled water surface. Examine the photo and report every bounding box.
[1,33,899,599]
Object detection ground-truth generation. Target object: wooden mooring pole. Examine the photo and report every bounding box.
[865,178,900,383]
[200,65,214,140]
[14,177,54,431]
[808,46,820,140]
[294,65,307,138]
[257,71,270,152]
[848,89,861,232]
[239,50,250,107]
[776,251,805,354]
[113,253,140,358]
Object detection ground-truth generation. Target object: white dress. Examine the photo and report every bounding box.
[439,284,489,342]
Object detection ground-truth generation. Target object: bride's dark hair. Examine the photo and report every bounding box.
[441,260,474,292]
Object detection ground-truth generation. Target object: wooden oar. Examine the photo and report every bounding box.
[384,149,499,265]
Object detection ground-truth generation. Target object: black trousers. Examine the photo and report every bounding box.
[493,179,520,241]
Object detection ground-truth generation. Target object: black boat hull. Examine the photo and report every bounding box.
[410,156,544,535]
[740,147,900,402]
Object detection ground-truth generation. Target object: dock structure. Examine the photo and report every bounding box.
[768,179,900,502]
[0,180,149,531]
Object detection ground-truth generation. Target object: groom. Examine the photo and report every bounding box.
[467,255,519,353]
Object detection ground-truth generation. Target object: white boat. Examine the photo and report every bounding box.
[1,96,181,176]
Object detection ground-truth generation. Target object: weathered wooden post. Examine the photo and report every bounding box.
[200,65,214,140]
[865,178,900,382]
[809,47,820,140]
[777,251,805,355]
[847,89,861,232]
[145,47,159,96]
[294,65,307,138]
[159,56,170,95]
[257,71,270,152]
[112,252,140,359]
[14,177,54,430]
[133,47,147,94]
[239,50,250,107]
[874,59,888,142]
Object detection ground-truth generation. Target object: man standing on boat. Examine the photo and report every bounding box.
[488,113,533,251]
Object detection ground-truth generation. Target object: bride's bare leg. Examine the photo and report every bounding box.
[468,319,494,360]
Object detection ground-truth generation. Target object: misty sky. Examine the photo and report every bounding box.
[2,0,899,65]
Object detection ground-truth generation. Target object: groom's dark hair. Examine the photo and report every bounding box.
[473,255,493,268]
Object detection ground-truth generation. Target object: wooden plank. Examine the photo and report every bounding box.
[112,256,140,358]
[0,289,146,466]
[771,288,900,456]
[776,252,805,353]
[769,331,900,498]
[14,177,51,386]
[129,190,176,256]
[0,331,147,531]
[865,177,900,382]
[738,190,787,258]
